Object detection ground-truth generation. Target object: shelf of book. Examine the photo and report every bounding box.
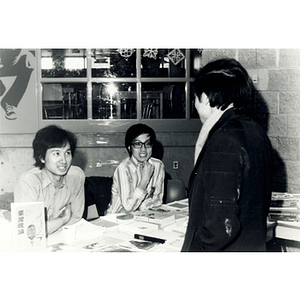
[268,192,300,247]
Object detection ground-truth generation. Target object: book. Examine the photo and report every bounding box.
[11,202,46,252]
[272,192,300,200]
[270,192,300,210]
[62,218,105,245]
[174,211,189,225]
[90,217,119,231]
[269,206,298,211]
[271,192,300,207]
[116,213,134,224]
[106,238,161,251]
[268,193,300,223]
[166,201,189,211]
[268,211,300,222]
[270,200,299,208]
[133,207,176,228]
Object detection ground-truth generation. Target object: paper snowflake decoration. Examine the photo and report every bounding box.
[167,49,185,66]
[117,48,135,61]
[143,49,158,59]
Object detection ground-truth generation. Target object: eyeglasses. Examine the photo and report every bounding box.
[131,140,153,149]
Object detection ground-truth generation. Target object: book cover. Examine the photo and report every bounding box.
[116,213,134,224]
[166,201,189,211]
[125,239,158,251]
[115,238,160,251]
[133,207,176,228]
[11,202,46,252]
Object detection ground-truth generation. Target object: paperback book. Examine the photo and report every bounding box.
[268,211,300,222]
[116,213,134,224]
[166,201,189,211]
[271,192,300,207]
[11,202,46,251]
[133,207,176,228]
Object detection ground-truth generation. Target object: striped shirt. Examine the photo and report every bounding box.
[107,156,165,214]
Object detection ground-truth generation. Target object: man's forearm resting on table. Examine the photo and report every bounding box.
[46,215,69,235]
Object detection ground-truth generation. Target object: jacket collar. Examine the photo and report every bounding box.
[207,108,242,139]
[194,108,243,168]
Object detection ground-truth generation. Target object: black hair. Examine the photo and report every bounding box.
[32,125,77,169]
[193,58,254,113]
[125,123,156,156]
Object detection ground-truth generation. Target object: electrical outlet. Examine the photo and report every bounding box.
[173,161,178,169]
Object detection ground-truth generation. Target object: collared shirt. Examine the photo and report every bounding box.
[14,166,85,225]
[107,156,165,214]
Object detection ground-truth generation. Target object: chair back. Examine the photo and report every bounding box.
[83,176,113,220]
[165,179,187,204]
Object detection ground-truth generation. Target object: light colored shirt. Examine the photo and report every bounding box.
[14,166,85,225]
[107,157,165,214]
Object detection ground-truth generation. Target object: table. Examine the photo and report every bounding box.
[46,199,189,252]
[2,199,294,252]
[267,220,300,251]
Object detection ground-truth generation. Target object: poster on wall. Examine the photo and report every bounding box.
[0,49,38,134]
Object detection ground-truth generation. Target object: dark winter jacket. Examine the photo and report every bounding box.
[182,109,273,251]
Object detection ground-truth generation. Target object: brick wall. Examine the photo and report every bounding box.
[202,49,300,193]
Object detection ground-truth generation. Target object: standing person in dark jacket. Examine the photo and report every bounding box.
[182,58,273,251]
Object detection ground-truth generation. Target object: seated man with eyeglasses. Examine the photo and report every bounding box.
[106,123,165,214]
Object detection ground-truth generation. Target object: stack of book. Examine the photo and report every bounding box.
[268,192,300,222]
[133,206,176,228]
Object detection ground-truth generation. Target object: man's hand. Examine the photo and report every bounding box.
[139,162,154,190]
